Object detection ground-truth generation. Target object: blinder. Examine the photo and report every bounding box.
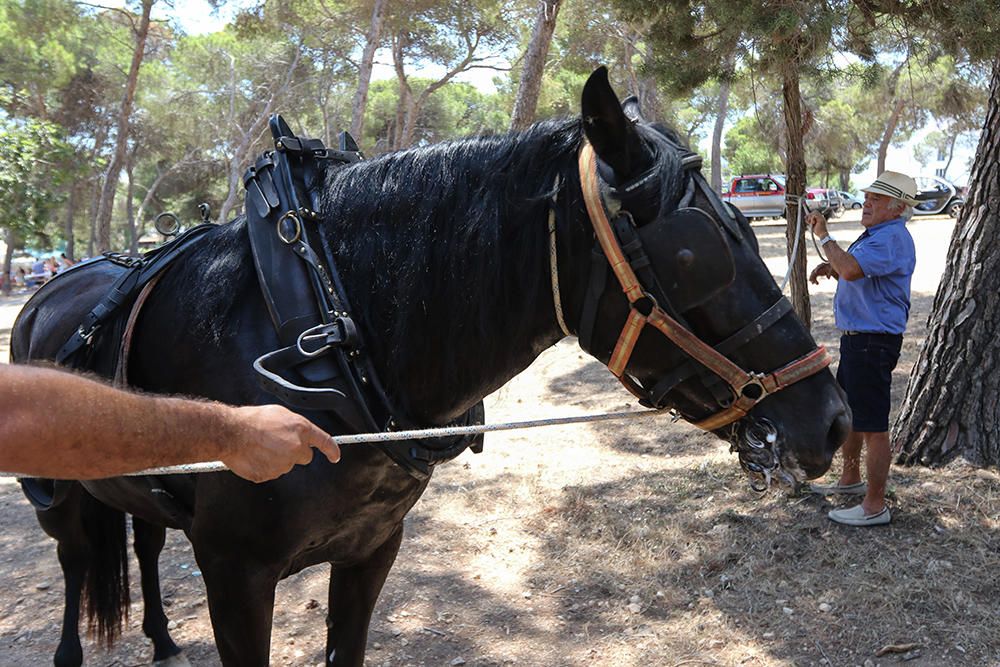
[635,207,735,314]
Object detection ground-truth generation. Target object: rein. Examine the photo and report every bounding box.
[574,142,831,432]
[0,406,675,478]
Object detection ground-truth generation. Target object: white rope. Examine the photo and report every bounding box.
[0,407,674,478]
[548,176,572,337]
[779,194,805,293]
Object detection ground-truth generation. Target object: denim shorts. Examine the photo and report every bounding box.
[836,333,902,432]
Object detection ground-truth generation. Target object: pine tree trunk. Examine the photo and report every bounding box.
[350,0,389,142]
[510,0,561,131]
[94,0,153,252]
[782,68,810,328]
[893,59,1000,467]
[943,131,957,178]
[711,77,731,193]
[63,184,78,261]
[877,97,904,175]
[126,157,138,255]
[87,174,100,258]
[2,228,14,296]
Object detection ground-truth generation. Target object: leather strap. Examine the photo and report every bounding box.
[577,141,830,431]
[55,225,215,367]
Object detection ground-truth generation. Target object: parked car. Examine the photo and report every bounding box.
[721,174,787,219]
[804,187,831,217]
[824,189,844,217]
[839,191,863,209]
[721,174,832,220]
[912,175,965,217]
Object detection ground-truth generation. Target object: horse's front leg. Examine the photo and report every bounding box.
[132,518,188,666]
[194,547,279,666]
[325,525,404,667]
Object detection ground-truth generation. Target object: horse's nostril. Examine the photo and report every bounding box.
[827,409,851,452]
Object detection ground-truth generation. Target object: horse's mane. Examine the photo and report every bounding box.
[170,117,686,421]
[314,119,585,416]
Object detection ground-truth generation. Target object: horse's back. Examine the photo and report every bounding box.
[11,261,124,363]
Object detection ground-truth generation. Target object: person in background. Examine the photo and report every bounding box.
[806,170,918,527]
[0,363,340,482]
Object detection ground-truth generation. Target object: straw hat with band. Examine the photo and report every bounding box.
[861,171,920,206]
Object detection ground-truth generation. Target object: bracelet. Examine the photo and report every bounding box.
[819,235,836,246]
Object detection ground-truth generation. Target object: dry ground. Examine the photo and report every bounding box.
[2,212,998,667]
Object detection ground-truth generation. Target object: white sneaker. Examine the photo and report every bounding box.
[828,504,891,526]
[808,481,868,496]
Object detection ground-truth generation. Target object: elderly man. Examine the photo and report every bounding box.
[806,171,918,526]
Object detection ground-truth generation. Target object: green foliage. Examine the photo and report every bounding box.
[362,78,509,152]
[722,116,782,176]
[0,117,74,245]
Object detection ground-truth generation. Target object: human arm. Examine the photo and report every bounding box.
[0,364,339,482]
[806,212,864,281]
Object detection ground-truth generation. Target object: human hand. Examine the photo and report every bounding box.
[806,211,828,238]
[809,262,838,284]
[225,405,340,483]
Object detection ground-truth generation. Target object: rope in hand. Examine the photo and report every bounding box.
[0,406,676,478]
[779,194,805,293]
[780,195,832,293]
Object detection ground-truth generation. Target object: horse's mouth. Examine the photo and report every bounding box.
[730,418,803,491]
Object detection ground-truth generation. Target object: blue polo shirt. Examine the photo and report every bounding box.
[833,217,915,335]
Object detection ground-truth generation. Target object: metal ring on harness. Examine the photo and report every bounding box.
[277,210,303,245]
[154,212,181,237]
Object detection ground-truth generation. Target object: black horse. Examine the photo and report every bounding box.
[11,68,849,666]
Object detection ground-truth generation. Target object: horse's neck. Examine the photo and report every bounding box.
[332,190,564,426]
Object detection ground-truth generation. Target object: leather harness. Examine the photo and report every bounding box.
[573,141,831,432]
[241,116,484,479]
[52,116,482,481]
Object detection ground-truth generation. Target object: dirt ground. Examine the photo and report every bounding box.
[3,211,999,667]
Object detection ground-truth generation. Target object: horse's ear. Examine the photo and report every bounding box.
[581,67,651,180]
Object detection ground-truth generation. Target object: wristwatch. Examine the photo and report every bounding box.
[819,235,836,246]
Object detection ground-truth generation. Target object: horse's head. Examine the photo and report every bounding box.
[558,68,849,486]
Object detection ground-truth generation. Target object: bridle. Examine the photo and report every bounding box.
[558,140,831,435]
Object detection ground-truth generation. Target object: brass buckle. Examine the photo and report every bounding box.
[276,210,302,245]
[737,374,768,401]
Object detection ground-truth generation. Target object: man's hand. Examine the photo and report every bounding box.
[809,262,839,284]
[806,211,828,238]
[224,405,341,483]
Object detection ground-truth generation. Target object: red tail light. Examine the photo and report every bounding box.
[806,192,815,199]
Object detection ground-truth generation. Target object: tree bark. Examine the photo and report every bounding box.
[94,0,154,252]
[839,169,850,192]
[510,0,561,131]
[876,97,904,175]
[63,184,78,262]
[942,131,957,178]
[781,68,810,328]
[87,175,100,258]
[711,76,732,193]
[350,0,389,143]
[125,153,138,255]
[893,58,1000,467]
[1,228,14,296]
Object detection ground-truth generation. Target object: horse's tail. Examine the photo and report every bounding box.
[81,492,130,646]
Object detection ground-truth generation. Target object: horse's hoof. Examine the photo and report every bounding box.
[153,653,192,667]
